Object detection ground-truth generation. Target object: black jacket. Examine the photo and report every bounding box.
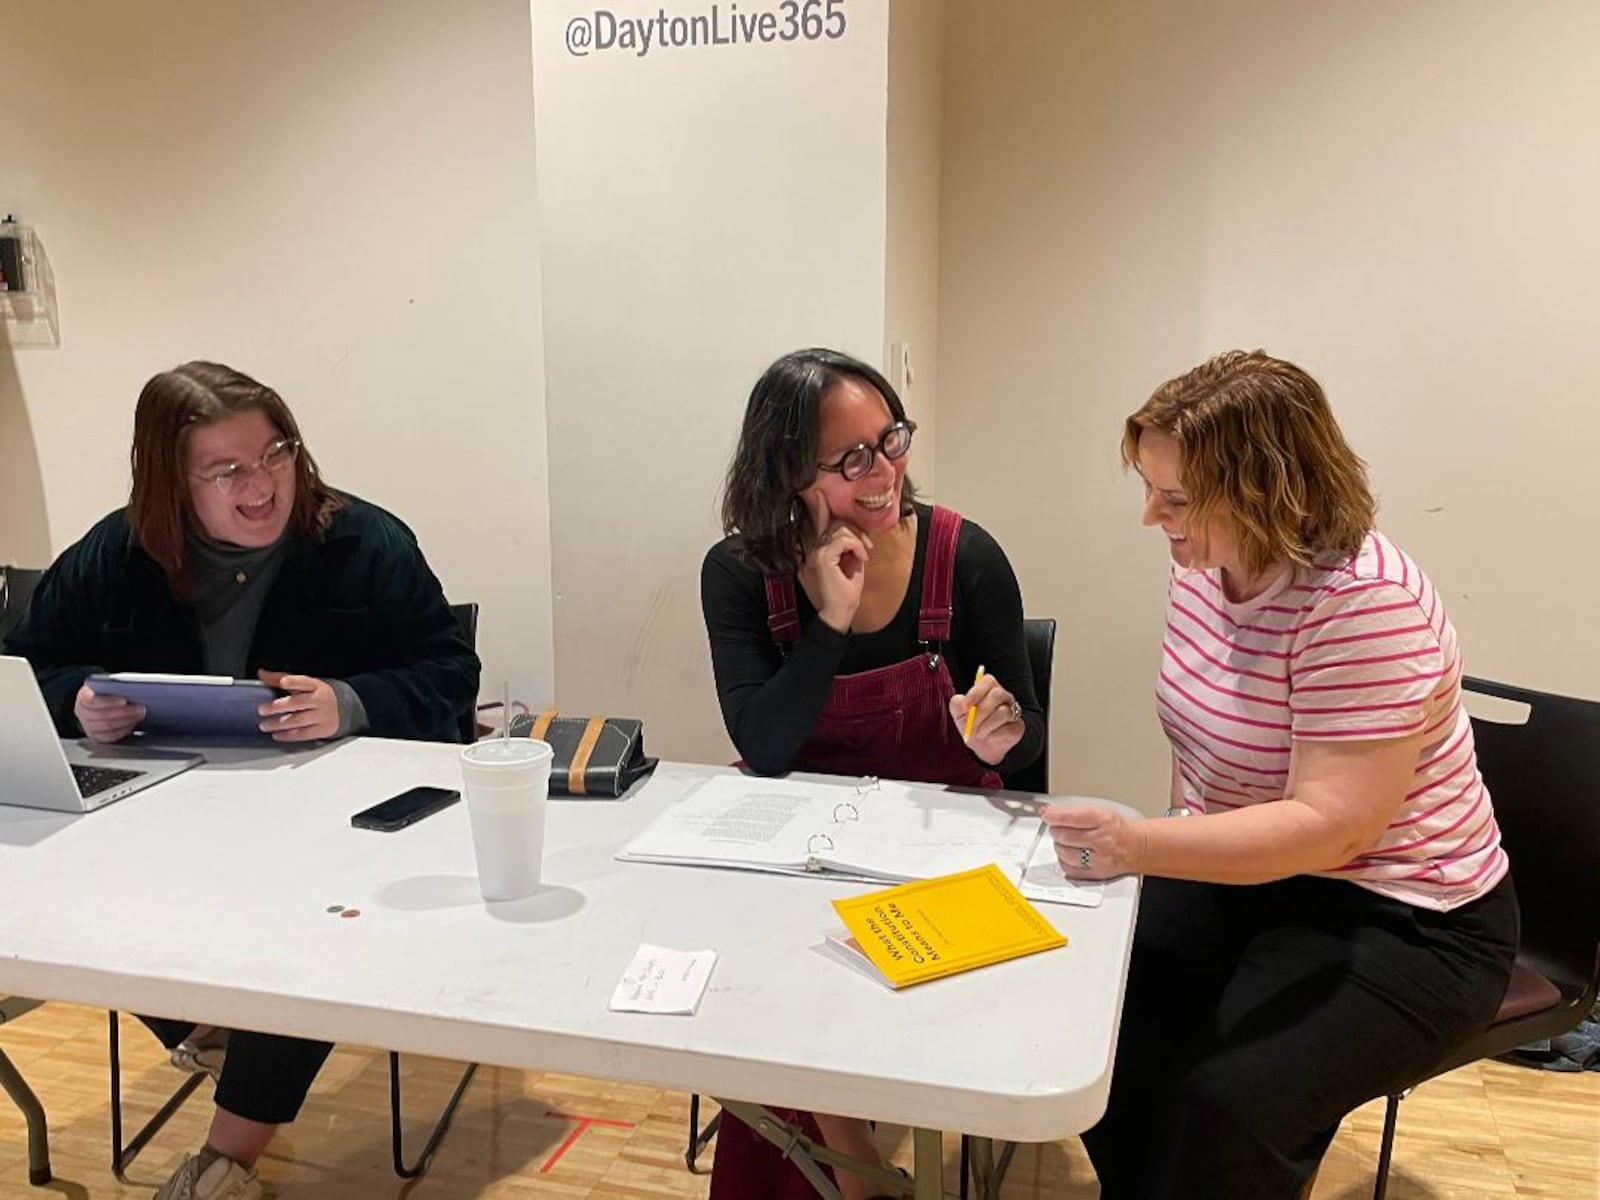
[2,494,479,742]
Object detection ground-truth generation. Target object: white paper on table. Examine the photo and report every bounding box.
[1016,829,1106,908]
[847,787,1106,908]
[616,775,1107,906]
[608,944,718,1015]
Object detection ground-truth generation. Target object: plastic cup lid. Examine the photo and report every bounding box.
[461,738,553,768]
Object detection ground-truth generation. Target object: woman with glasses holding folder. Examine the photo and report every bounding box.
[700,347,1046,1200]
[3,361,479,1200]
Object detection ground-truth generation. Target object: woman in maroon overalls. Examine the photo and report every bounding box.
[700,348,1046,1199]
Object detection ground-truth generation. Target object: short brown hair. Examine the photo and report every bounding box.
[128,361,340,578]
[1122,350,1376,578]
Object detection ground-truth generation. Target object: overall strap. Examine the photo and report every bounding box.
[917,505,963,646]
[764,573,802,645]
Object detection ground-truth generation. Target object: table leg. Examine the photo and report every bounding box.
[969,1135,995,1196]
[0,1048,51,1185]
[912,1127,943,1200]
[108,1011,207,1180]
[389,1052,478,1178]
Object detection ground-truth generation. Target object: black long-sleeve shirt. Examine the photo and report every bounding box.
[700,503,1045,777]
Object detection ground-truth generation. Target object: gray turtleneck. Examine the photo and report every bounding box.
[184,526,368,737]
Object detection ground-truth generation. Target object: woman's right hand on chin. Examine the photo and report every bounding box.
[798,487,872,634]
[74,684,145,744]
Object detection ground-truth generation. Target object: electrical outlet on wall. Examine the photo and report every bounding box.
[890,341,914,398]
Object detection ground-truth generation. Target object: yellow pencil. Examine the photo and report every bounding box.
[963,665,986,741]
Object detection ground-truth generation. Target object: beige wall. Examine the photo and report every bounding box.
[530,0,890,763]
[10,0,1593,793]
[936,0,1600,811]
[0,0,553,702]
[885,0,945,493]
[0,348,51,567]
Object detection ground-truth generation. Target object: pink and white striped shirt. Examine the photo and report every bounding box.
[1156,531,1508,911]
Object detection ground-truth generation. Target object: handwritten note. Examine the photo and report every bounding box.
[608,944,718,1015]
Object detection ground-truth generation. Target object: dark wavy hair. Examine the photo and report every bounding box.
[720,348,918,574]
[129,361,342,579]
[1122,350,1376,578]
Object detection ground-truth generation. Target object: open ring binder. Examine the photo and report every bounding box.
[617,773,1105,908]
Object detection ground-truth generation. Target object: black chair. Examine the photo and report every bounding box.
[1371,677,1600,1200]
[684,617,1061,1177]
[1000,617,1057,795]
[1,567,52,1186]
[1,998,51,1186]
[961,617,1057,1197]
[107,599,488,1182]
[0,564,45,644]
[449,601,481,743]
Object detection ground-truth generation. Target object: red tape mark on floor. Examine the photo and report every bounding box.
[539,1110,639,1173]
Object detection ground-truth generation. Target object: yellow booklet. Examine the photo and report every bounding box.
[824,863,1067,989]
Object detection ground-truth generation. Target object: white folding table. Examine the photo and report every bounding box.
[0,737,1140,1198]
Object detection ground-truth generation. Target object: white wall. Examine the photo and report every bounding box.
[936,0,1600,811]
[0,349,51,566]
[0,0,554,702]
[885,0,945,492]
[530,0,889,762]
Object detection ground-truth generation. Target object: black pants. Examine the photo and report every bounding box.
[1083,873,1518,1200]
[140,1017,333,1127]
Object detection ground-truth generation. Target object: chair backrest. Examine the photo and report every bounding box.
[449,601,479,650]
[1000,616,1056,794]
[0,565,45,644]
[448,601,480,743]
[1464,676,1600,1001]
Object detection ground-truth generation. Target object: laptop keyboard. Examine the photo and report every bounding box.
[71,763,145,798]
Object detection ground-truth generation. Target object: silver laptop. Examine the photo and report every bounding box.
[0,655,202,812]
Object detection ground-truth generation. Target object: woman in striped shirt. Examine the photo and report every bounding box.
[1045,350,1518,1199]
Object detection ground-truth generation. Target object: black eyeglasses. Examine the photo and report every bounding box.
[816,420,916,483]
[191,438,301,495]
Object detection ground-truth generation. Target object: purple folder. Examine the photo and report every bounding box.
[86,673,282,737]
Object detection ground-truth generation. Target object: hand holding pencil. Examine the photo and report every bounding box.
[950,663,1027,766]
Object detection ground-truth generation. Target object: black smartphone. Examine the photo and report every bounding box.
[350,786,461,832]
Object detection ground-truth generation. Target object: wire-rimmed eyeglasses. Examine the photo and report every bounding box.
[191,438,301,494]
[816,421,916,483]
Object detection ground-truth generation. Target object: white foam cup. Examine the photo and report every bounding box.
[460,738,554,901]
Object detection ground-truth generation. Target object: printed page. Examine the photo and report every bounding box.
[833,782,1040,877]
[618,775,863,869]
[833,784,1104,908]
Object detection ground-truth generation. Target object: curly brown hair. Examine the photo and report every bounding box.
[1122,350,1376,578]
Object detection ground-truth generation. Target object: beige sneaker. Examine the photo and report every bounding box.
[152,1153,261,1200]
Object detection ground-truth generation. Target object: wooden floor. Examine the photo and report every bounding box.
[2,1003,1596,1198]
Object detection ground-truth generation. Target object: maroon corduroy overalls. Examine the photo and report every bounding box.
[709,505,1002,1200]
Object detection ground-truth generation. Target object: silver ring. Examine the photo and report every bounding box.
[1079,847,1092,870]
